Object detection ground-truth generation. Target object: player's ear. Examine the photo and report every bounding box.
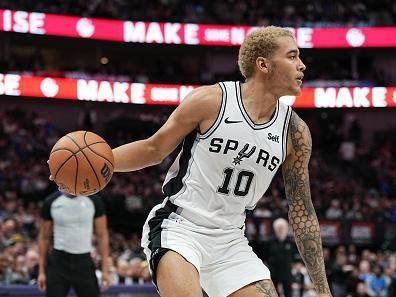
[256,57,270,74]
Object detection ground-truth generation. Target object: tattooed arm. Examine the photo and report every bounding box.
[282,111,332,297]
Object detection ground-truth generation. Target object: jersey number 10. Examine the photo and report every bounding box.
[217,168,254,197]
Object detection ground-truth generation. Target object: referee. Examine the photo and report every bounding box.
[37,191,110,297]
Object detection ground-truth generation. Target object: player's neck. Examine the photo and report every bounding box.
[240,80,279,124]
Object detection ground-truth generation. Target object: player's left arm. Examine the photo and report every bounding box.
[282,111,332,297]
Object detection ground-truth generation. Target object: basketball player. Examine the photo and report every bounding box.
[37,192,110,297]
[53,26,332,297]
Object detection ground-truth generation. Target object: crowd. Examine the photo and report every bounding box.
[0,103,395,297]
[0,1,395,296]
[1,0,395,27]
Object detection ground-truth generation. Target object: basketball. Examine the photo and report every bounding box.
[48,131,114,196]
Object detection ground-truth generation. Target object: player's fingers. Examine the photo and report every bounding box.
[47,160,54,181]
[58,186,73,196]
[58,186,67,193]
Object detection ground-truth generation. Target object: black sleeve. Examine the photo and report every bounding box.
[41,191,60,221]
[90,195,106,218]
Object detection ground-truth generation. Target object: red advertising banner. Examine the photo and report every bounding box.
[1,73,396,108]
[319,221,342,244]
[350,222,375,244]
[1,9,396,48]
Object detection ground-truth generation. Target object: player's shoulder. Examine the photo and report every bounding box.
[183,84,222,106]
[286,110,312,157]
[288,110,310,136]
[177,84,223,121]
[188,84,221,97]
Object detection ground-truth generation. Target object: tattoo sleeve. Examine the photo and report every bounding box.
[255,280,278,297]
[282,112,332,296]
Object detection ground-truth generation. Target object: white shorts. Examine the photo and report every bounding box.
[141,199,271,297]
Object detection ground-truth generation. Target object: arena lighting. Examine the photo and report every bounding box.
[1,73,396,108]
[1,9,396,48]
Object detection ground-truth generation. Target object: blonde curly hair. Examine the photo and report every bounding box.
[238,26,294,79]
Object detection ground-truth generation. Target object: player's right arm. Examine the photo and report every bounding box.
[112,85,221,172]
[38,219,52,291]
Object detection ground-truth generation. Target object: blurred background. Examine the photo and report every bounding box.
[0,1,396,297]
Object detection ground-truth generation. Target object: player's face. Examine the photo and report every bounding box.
[268,36,306,96]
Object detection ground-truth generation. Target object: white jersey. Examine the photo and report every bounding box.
[162,81,292,229]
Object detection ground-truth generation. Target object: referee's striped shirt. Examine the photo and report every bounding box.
[41,192,105,254]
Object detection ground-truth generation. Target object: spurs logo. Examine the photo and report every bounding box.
[208,137,281,172]
[233,144,256,165]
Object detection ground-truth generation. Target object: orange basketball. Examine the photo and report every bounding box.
[48,131,114,196]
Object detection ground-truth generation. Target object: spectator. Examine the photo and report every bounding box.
[291,261,306,297]
[0,254,13,284]
[346,267,363,296]
[348,245,359,265]
[1,218,23,248]
[349,281,371,297]
[25,249,39,284]
[389,269,396,297]
[140,260,151,283]
[11,255,29,284]
[325,200,343,220]
[359,260,373,283]
[115,259,133,285]
[329,252,354,297]
[129,257,143,284]
[366,265,389,297]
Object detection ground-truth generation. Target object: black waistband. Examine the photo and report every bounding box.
[165,199,178,213]
[52,249,91,258]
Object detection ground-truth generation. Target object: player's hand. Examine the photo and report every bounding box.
[47,160,74,195]
[47,160,54,181]
[57,184,74,195]
[317,294,333,297]
[37,272,46,291]
[47,160,70,194]
[101,271,110,291]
